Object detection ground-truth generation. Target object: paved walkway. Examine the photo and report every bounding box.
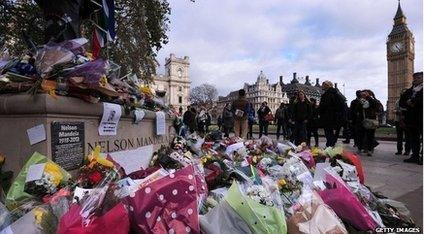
[253,134,423,227]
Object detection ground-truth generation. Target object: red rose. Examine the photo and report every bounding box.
[88,171,103,185]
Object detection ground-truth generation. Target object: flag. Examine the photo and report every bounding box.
[91,0,115,58]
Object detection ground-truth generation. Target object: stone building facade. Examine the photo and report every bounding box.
[153,54,191,113]
[217,71,287,114]
[386,2,415,121]
[217,71,327,115]
[281,72,323,102]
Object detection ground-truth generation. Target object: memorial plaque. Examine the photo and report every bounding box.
[51,122,85,170]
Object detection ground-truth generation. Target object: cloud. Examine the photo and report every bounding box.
[156,0,423,103]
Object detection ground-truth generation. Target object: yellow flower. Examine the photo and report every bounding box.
[33,207,46,225]
[139,85,153,96]
[88,145,114,168]
[44,162,63,186]
[85,52,93,60]
[200,156,208,165]
[253,156,258,164]
[99,75,108,87]
[277,179,287,188]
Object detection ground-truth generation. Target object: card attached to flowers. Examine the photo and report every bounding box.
[25,163,46,182]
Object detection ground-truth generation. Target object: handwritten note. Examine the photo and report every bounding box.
[109,145,154,175]
[98,102,122,136]
[25,163,46,182]
[156,111,166,135]
[26,124,46,145]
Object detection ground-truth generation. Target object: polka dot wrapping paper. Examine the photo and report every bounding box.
[124,165,206,234]
[57,202,130,234]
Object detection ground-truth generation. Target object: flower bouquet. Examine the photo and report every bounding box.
[287,190,347,234]
[124,165,203,234]
[200,199,253,234]
[245,184,275,207]
[0,154,13,201]
[224,181,287,234]
[317,171,379,231]
[6,152,71,210]
[76,146,115,188]
[58,173,129,234]
[1,204,58,234]
[277,177,305,212]
[341,150,365,184]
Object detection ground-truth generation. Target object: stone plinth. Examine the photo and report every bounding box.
[0,94,175,175]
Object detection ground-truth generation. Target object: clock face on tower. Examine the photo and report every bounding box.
[390,42,404,53]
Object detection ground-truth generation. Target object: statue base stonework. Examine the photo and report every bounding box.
[0,94,175,175]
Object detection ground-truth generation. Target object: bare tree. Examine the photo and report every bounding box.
[189,83,218,109]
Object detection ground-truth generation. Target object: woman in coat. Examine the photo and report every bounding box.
[246,103,256,139]
[183,107,197,133]
[257,102,271,138]
[307,98,319,147]
[290,91,311,145]
[222,103,235,138]
[359,90,380,156]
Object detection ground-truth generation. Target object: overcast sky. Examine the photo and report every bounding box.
[156,0,423,103]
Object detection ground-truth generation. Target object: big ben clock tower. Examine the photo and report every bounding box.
[386,1,415,121]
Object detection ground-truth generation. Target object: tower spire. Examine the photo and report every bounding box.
[394,0,406,21]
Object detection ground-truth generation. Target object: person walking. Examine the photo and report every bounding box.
[183,106,197,134]
[246,103,256,139]
[360,90,380,156]
[290,91,311,145]
[319,81,346,147]
[394,100,410,155]
[257,101,272,138]
[288,96,296,143]
[350,90,363,149]
[231,89,249,138]
[307,98,319,147]
[275,103,289,140]
[222,103,234,138]
[400,72,423,164]
[342,104,351,144]
[196,107,210,135]
[217,115,223,131]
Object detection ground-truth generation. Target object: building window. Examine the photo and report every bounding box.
[179,86,183,92]
[178,96,182,104]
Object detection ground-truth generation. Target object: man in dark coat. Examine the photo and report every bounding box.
[319,81,346,147]
[257,102,272,137]
[183,106,197,133]
[222,103,235,137]
[275,103,289,140]
[400,72,423,164]
[290,91,311,145]
[350,90,363,149]
[307,98,319,147]
[231,89,249,138]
